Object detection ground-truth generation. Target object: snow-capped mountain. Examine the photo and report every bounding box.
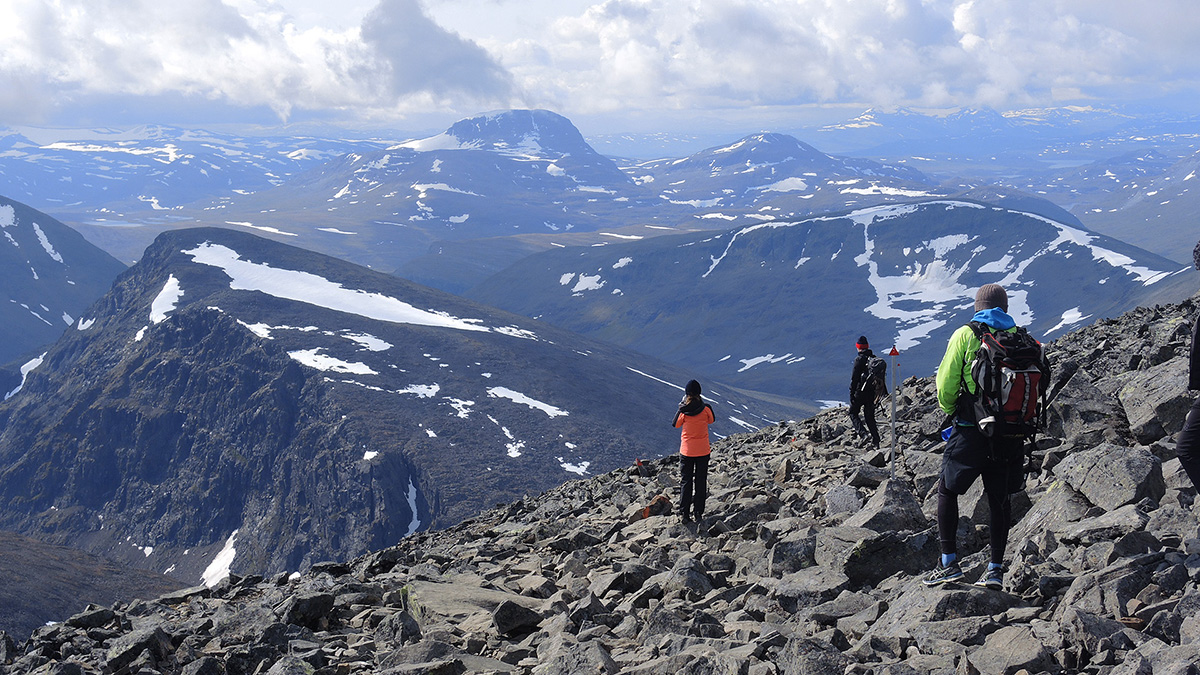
[467,200,1199,405]
[0,227,787,584]
[0,124,391,217]
[42,110,962,295]
[0,196,126,369]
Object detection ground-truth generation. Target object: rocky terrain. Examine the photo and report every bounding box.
[3,294,1199,674]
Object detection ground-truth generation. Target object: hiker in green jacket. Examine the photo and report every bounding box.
[924,283,1029,590]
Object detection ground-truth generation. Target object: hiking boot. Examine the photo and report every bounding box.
[681,513,692,524]
[922,561,964,586]
[975,566,1003,590]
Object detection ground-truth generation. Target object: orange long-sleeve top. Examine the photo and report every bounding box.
[674,405,714,457]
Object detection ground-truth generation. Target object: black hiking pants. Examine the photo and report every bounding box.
[849,394,880,445]
[936,424,1024,565]
[680,454,709,520]
[1177,395,1200,491]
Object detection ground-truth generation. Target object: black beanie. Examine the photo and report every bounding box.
[685,380,701,397]
[975,284,1008,312]
[1193,238,1200,270]
[856,336,868,349]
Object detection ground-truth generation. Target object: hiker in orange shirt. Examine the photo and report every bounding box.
[673,379,715,524]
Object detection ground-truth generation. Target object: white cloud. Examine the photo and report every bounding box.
[0,0,1197,128]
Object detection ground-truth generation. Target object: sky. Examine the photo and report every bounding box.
[1,0,1198,137]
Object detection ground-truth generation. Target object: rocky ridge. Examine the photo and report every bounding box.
[3,295,1200,674]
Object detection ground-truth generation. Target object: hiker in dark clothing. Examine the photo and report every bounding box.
[673,379,715,524]
[849,336,881,448]
[1175,239,1200,491]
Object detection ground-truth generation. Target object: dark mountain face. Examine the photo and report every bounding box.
[0,196,126,369]
[467,200,1199,406]
[0,227,786,586]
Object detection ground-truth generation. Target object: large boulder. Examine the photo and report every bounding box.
[843,479,928,533]
[1053,444,1165,511]
[967,625,1057,675]
[815,526,936,586]
[865,578,1022,640]
[1046,367,1129,445]
[775,635,851,675]
[1118,357,1192,443]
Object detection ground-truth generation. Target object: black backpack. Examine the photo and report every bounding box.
[861,356,888,399]
[965,322,1050,438]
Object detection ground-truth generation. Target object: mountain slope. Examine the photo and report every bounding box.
[0,195,126,368]
[467,200,1199,404]
[0,227,787,586]
[0,529,183,641]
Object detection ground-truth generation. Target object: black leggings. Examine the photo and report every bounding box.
[1177,395,1200,491]
[937,477,1012,565]
[680,454,709,519]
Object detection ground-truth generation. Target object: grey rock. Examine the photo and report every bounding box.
[1119,357,1192,443]
[767,529,817,577]
[376,609,423,648]
[906,615,998,648]
[775,635,851,675]
[278,592,335,631]
[266,655,318,675]
[64,606,116,630]
[1007,478,1092,557]
[1059,503,1152,545]
[804,590,876,626]
[815,526,934,585]
[1046,367,1128,445]
[180,656,224,675]
[380,659,467,675]
[768,566,850,613]
[491,600,541,637]
[842,479,928,533]
[1054,443,1165,511]
[532,639,618,675]
[661,556,713,600]
[866,578,1021,639]
[105,626,174,673]
[821,484,863,517]
[967,625,1057,675]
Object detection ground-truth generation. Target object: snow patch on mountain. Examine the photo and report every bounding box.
[32,223,63,263]
[288,348,377,375]
[4,353,46,401]
[149,275,183,324]
[487,387,569,418]
[201,530,238,587]
[182,243,513,335]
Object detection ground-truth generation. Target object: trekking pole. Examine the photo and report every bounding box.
[889,346,900,478]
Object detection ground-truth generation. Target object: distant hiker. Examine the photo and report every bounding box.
[1175,239,1200,492]
[924,283,1050,590]
[673,379,715,524]
[849,336,886,448]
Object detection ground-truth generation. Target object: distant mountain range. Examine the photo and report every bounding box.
[0,196,126,369]
[0,226,788,584]
[0,124,391,218]
[467,199,1199,406]
[6,107,1193,286]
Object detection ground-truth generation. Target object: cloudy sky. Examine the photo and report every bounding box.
[1,0,1197,135]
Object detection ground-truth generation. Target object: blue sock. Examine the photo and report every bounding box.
[988,562,1003,571]
[941,553,956,567]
